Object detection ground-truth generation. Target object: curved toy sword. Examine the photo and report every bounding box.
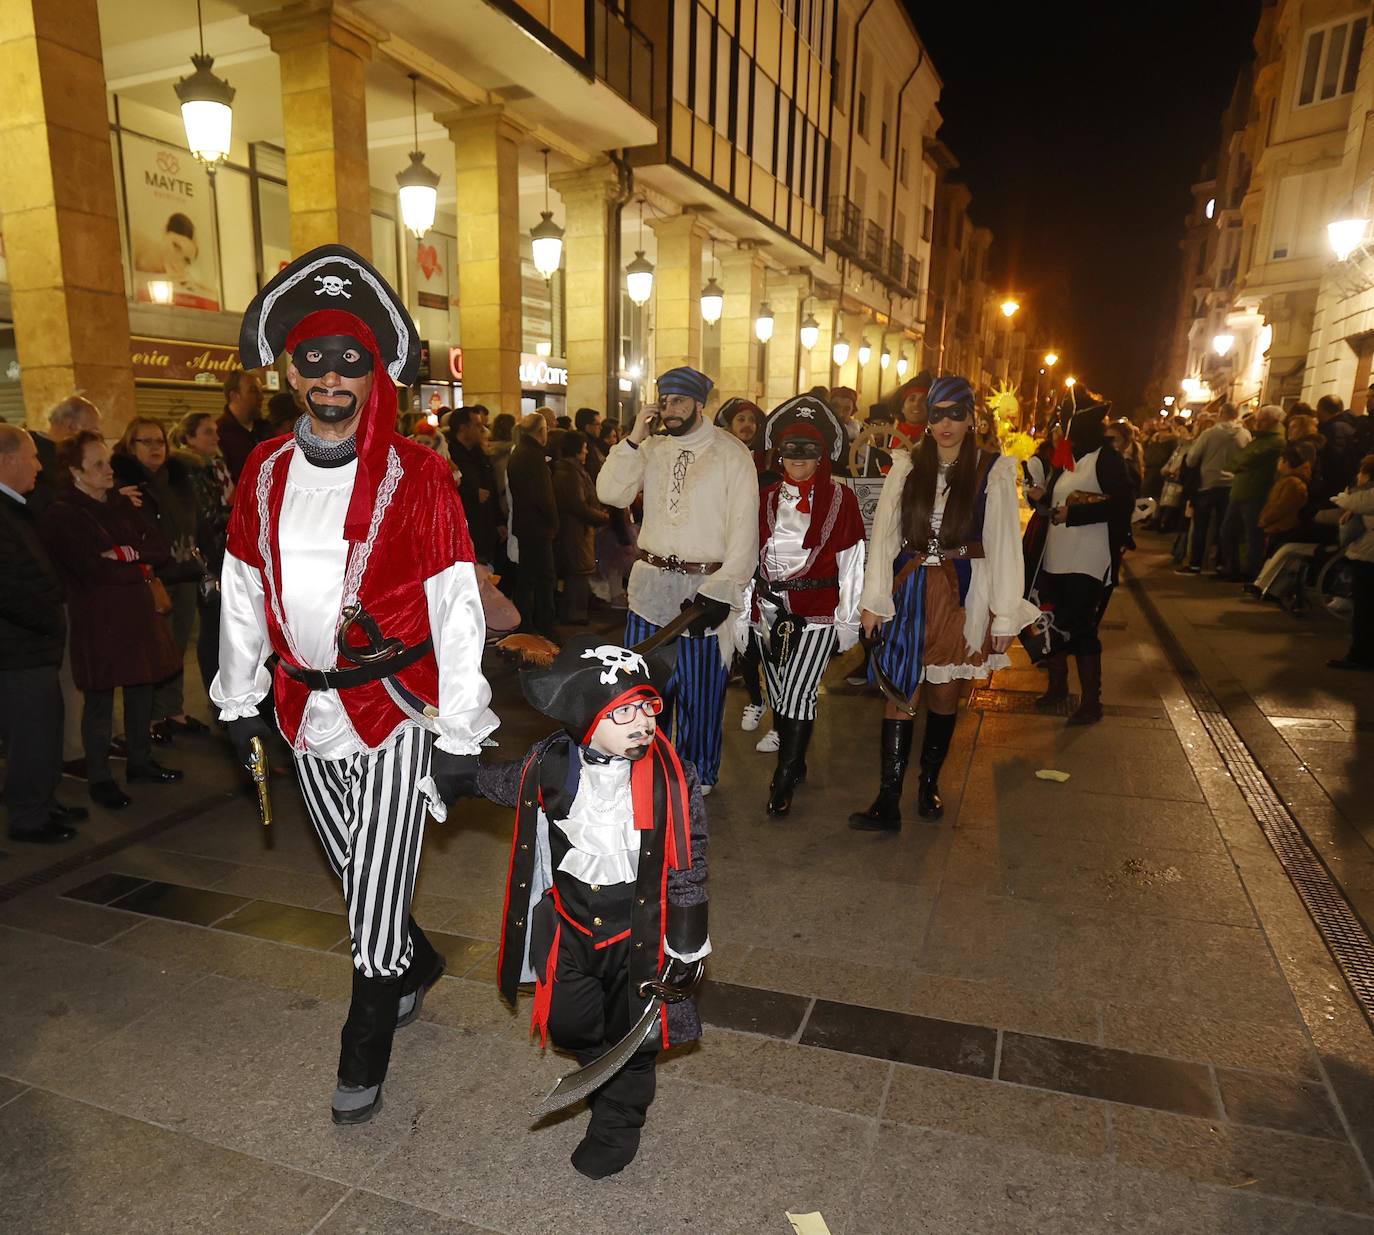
[869,632,920,717]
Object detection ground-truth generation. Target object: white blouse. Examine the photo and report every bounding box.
[860,450,1040,649]
[1044,447,1112,582]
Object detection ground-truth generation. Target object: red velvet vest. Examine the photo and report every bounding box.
[755,478,866,619]
[225,434,474,751]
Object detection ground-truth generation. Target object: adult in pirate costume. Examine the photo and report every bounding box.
[1029,389,1134,725]
[850,376,1038,831]
[212,245,498,1124]
[750,395,866,817]
[597,367,760,792]
[474,634,708,1179]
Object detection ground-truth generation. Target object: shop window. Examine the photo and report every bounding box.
[257,178,291,286]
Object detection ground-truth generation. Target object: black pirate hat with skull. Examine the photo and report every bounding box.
[521,634,676,742]
[761,393,845,463]
[238,243,420,386]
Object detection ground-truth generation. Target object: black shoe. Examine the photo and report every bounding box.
[330,1083,383,1126]
[396,955,446,1028]
[571,1131,638,1179]
[168,715,209,735]
[766,719,813,818]
[49,801,89,824]
[1328,658,1374,672]
[1174,565,1202,574]
[848,718,914,832]
[108,737,128,760]
[61,758,88,781]
[89,780,132,809]
[127,761,184,784]
[8,821,77,844]
[149,721,175,745]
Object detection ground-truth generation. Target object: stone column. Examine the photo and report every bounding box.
[764,274,806,408]
[0,0,136,431]
[439,105,524,413]
[648,210,708,377]
[254,3,373,257]
[551,162,620,415]
[715,244,765,404]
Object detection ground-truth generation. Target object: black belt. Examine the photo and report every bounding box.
[281,636,433,692]
[755,573,838,592]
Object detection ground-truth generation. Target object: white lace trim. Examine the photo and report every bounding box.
[920,653,1012,684]
[255,439,307,666]
[338,446,402,629]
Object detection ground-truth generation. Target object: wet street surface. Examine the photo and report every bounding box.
[3,545,1374,1234]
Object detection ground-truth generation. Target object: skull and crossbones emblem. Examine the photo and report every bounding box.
[796,407,815,418]
[314,274,352,298]
[581,645,648,686]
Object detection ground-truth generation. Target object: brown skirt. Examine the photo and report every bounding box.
[922,561,994,669]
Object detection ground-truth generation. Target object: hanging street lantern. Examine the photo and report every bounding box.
[857,337,872,366]
[626,249,655,306]
[754,301,775,343]
[880,347,891,370]
[396,75,438,239]
[832,333,851,367]
[174,1,235,169]
[530,148,564,279]
[700,276,725,325]
[799,311,820,351]
[896,353,909,378]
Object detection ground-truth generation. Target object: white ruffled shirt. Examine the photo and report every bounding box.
[860,450,1040,655]
[211,449,498,761]
[1044,448,1112,582]
[596,419,759,647]
[753,480,866,653]
[553,748,710,964]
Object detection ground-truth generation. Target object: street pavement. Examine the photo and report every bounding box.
[3,572,1374,1233]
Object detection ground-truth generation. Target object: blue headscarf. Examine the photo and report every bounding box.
[927,375,976,416]
[656,366,714,404]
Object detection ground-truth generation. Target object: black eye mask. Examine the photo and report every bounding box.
[292,336,374,378]
[778,438,823,460]
[926,402,972,425]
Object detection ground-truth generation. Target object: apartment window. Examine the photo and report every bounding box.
[880,120,889,161]
[857,89,868,137]
[853,166,867,214]
[922,205,933,242]
[834,15,848,112]
[899,146,909,187]
[1296,16,1367,107]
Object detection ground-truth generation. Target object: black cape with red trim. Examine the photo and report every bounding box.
[479,732,709,1048]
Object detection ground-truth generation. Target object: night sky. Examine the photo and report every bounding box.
[906,1,1262,409]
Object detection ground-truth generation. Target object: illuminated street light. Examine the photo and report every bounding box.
[799,312,821,351]
[625,250,654,306]
[880,347,891,370]
[529,149,564,279]
[754,302,774,343]
[700,276,725,325]
[1163,395,1175,407]
[174,1,235,170]
[1212,332,1235,357]
[396,76,438,239]
[1000,298,1020,318]
[1329,208,1368,261]
[857,337,872,366]
[1044,351,1059,367]
[1065,376,1077,389]
[832,333,851,367]
[896,354,909,378]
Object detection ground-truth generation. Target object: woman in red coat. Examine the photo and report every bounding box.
[41,432,183,809]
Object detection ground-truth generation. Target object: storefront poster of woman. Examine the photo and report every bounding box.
[123,134,221,312]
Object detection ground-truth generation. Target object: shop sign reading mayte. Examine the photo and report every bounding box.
[130,336,242,386]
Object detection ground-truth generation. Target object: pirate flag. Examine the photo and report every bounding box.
[238,244,420,543]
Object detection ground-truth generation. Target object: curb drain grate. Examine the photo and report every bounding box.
[0,791,235,906]
[1126,571,1374,1029]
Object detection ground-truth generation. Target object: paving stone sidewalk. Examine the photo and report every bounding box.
[3,590,1374,1233]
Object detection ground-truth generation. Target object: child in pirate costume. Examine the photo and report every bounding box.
[212,245,497,1125]
[749,395,866,817]
[851,376,1038,832]
[597,366,760,792]
[1030,390,1135,725]
[472,635,709,1179]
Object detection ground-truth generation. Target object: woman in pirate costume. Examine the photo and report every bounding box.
[749,395,866,817]
[474,634,709,1180]
[850,376,1038,832]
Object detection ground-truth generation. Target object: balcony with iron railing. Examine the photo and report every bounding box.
[862,220,886,270]
[825,196,862,256]
[906,256,922,296]
[887,240,906,286]
[592,0,653,117]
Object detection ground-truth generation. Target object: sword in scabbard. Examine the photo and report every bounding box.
[247,735,273,828]
[870,631,920,717]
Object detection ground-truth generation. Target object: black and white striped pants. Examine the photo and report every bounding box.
[295,724,433,979]
[757,624,837,721]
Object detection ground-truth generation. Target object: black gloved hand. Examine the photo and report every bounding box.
[681,594,732,637]
[430,748,480,804]
[227,714,274,768]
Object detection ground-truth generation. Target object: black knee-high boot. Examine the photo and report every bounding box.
[767,717,814,817]
[916,711,958,821]
[1036,652,1070,709]
[848,718,914,832]
[334,969,403,1125]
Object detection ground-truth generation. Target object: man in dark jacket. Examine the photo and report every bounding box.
[1219,404,1284,581]
[507,412,559,638]
[0,425,84,842]
[447,407,500,565]
[574,406,606,478]
[216,369,270,484]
